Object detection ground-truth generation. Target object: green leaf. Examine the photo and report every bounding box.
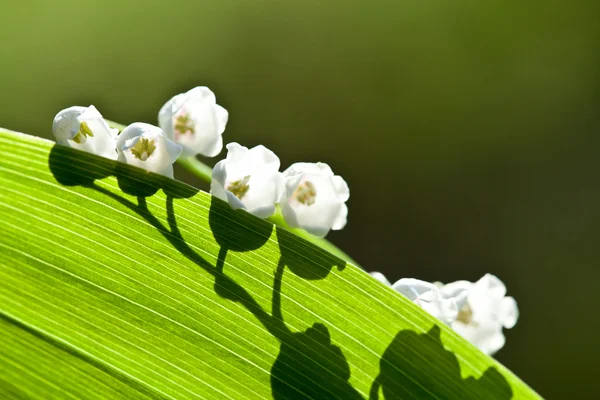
[106,120,360,267]
[0,129,541,399]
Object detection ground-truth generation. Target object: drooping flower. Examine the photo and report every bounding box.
[280,162,349,238]
[158,86,228,158]
[210,142,284,218]
[52,105,118,159]
[440,274,519,355]
[116,123,182,178]
[369,273,466,325]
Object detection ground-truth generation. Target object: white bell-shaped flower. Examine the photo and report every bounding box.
[158,86,228,158]
[52,105,118,159]
[280,162,349,238]
[116,123,182,178]
[393,278,460,325]
[369,273,466,325]
[210,142,284,218]
[440,274,519,355]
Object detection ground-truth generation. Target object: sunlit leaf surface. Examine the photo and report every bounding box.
[0,130,540,399]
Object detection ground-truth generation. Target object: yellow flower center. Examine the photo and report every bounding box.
[174,113,195,136]
[130,138,156,161]
[71,121,94,144]
[456,303,473,325]
[227,176,251,200]
[293,181,317,205]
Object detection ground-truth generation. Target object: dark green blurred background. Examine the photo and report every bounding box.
[2,0,599,397]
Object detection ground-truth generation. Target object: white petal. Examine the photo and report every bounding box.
[202,133,224,158]
[417,291,458,325]
[452,320,505,355]
[78,104,103,120]
[500,296,519,329]
[158,86,227,157]
[117,123,178,177]
[52,105,118,160]
[211,159,227,186]
[392,278,439,301]
[165,138,183,163]
[241,171,284,218]
[440,280,472,309]
[92,129,118,160]
[299,224,331,238]
[281,201,299,229]
[158,164,175,179]
[214,104,229,135]
[211,143,283,218]
[332,175,350,202]
[474,273,507,299]
[225,142,247,163]
[116,122,146,150]
[280,162,349,237]
[225,190,248,211]
[186,86,217,103]
[369,272,391,286]
[332,203,348,230]
[247,204,276,219]
[52,106,86,142]
[467,290,499,324]
[283,162,333,178]
[158,99,175,141]
[247,145,281,170]
[210,161,228,202]
[287,176,341,236]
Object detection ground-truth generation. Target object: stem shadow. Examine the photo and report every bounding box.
[47,144,514,399]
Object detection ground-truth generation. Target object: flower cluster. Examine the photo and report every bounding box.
[371,272,519,355]
[52,86,349,237]
[52,87,518,357]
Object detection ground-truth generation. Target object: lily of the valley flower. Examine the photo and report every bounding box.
[158,86,228,158]
[211,142,284,218]
[369,273,466,325]
[116,123,182,178]
[440,274,519,355]
[52,105,118,159]
[393,278,462,325]
[280,163,349,238]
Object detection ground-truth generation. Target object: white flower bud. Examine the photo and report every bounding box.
[210,143,284,218]
[280,162,349,238]
[158,86,228,158]
[116,123,182,178]
[52,105,118,160]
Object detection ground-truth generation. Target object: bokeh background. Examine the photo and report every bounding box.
[2,0,599,397]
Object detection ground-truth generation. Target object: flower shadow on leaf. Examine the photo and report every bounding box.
[48,144,363,399]
[275,225,345,280]
[370,325,513,400]
[48,144,114,186]
[208,196,273,300]
[113,162,162,198]
[267,247,362,399]
[47,145,515,400]
[263,226,363,399]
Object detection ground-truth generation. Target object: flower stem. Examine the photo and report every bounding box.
[108,120,361,267]
[177,157,360,267]
[267,208,361,267]
[177,156,213,183]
